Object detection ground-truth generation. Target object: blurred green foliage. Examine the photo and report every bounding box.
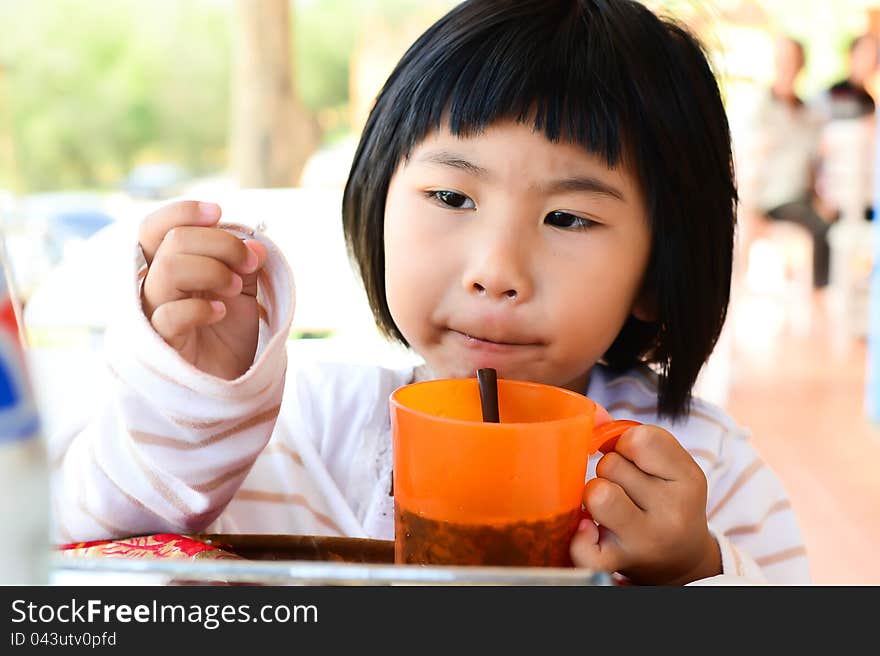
[0,0,866,194]
[0,0,232,192]
[295,0,456,142]
[294,0,360,143]
[0,0,447,194]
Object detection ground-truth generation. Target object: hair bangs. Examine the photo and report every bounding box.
[396,1,634,170]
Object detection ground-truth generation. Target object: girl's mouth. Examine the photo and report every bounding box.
[463,332,522,347]
[450,329,541,350]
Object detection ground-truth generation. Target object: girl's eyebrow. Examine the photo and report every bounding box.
[415,150,490,178]
[415,149,626,201]
[535,177,626,202]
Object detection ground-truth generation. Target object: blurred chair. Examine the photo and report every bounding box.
[740,210,814,335]
[818,117,875,339]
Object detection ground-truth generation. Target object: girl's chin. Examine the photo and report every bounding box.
[423,359,590,392]
[428,361,532,382]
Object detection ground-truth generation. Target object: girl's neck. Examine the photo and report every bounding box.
[412,363,435,384]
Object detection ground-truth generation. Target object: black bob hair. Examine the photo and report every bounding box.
[342,0,738,419]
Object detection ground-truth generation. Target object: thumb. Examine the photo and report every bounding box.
[240,239,269,297]
[243,239,269,269]
[570,522,628,574]
[594,402,613,427]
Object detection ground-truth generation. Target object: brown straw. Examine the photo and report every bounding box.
[477,368,500,423]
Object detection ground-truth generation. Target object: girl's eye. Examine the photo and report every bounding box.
[429,190,476,209]
[544,211,598,230]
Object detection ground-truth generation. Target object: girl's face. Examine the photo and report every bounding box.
[383,120,652,392]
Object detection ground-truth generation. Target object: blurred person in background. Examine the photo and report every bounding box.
[811,32,878,226]
[738,36,834,289]
[815,33,877,122]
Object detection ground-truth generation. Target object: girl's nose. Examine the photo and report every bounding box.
[461,233,533,303]
[471,282,519,300]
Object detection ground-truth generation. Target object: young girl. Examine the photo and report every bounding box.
[51,0,809,585]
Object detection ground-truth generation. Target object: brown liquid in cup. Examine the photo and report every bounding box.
[395,504,581,567]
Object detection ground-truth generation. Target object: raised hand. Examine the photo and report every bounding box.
[570,424,722,585]
[139,200,269,380]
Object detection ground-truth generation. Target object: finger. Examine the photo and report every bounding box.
[156,226,261,275]
[150,298,226,343]
[570,522,629,574]
[613,424,692,481]
[240,240,269,298]
[595,451,658,511]
[582,477,644,540]
[575,516,599,544]
[243,239,269,271]
[593,402,613,427]
[139,200,221,264]
[143,254,242,313]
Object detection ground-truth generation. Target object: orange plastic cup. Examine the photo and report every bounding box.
[390,377,639,567]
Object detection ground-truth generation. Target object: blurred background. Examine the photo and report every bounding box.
[0,0,878,583]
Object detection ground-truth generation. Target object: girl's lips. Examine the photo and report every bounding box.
[450,329,540,352]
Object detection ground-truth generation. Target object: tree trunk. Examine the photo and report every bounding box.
[231,0,316,188]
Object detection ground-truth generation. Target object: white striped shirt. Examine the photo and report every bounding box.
[49,227,810,585]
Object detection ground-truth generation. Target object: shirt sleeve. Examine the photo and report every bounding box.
[587,367,810,586]
[48,223,295,543]
[697,429,811,585]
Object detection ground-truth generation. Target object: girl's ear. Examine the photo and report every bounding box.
[631,289,658,323]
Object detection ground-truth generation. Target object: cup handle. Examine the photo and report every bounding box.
[587,419,641,454]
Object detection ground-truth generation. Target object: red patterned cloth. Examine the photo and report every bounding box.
[56,534,240,560]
